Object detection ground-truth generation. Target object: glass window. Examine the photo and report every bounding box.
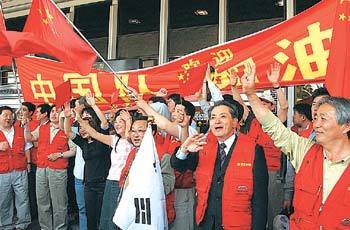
[117,0,160,62]
[168,0,219,58]
[228,0,283,40]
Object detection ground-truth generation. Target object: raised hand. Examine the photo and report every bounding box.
[205,64,211,82]
[156,88,168,97]
[85,91,96,106]
[241,62,257,96]
[119,110,132,122]
[229,69,239,88]
[180,134,207,153]
[63,102,72,118]
[126,87,138,101]
[266,62,281,87]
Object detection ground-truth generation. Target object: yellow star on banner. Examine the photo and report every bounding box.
[340,0,350,4]
[339,13,347,21]
[178,73,184,80]
[38,8,54,25]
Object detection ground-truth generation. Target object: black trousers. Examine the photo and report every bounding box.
[84,181,106,230]
[28,163,38,221]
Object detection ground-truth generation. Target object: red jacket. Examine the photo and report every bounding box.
[0,125,26,173]
[119,142,176,224]
[37,123,69,169]
[248,118,281,171]
[290,144,350,229]
[195,134,256,229]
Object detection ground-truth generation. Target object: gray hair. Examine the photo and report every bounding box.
[317,97,350,125]
[208,100,239,120]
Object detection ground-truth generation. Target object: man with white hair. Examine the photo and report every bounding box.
[242,63,350,229]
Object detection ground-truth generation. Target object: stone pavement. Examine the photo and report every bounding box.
[26,219,79,230]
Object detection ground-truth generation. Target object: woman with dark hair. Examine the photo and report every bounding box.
[80,109,133,230]
[63,92,111,230]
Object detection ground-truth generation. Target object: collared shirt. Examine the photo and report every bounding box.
[218,133,236,156]
[260,111,350,203]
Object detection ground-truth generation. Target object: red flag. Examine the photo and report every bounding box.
[23,0,96,75]
[325,0,350,98]
[0,56,11,66]
[179,64,207,96]
[54,80,72,108]
[0,5,12,66]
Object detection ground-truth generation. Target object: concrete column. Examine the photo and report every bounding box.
[286,0,296,127]
[108,0,118,60]
[66,6,75,22]
[158,0,169,64]
[218,0,227,44]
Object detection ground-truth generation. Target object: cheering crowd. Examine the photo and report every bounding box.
[1,63,350,230]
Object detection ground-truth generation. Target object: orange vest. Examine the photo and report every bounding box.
[290,144,350,229]
[195,134,255,229]
[0,125,26,173]
[248,118,281,171]
[119,143,176,224]
[163,135,195,188]
[37,123,69,169]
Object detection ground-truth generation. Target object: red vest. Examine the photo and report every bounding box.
[37,123,69,169]
[163,135,195,188]
[0,125,26,173]
[119,144,176,224]
[290,144,350,229]
[248,118,281,171]
[195,134,255,229]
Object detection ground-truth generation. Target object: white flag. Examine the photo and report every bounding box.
[113,126,168,230]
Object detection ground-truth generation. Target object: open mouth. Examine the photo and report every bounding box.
[214,126,224,132]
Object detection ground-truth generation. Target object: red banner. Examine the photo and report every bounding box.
[17,0,339,108]
[17,56,207,109]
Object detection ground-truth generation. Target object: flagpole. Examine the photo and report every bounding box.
[48,0,133,94]
[11,58,22,105]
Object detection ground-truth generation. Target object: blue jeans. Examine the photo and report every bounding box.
[75,178,87,230]
[99,179,120,230]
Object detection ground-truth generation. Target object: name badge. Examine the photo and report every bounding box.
[237,185,248,193]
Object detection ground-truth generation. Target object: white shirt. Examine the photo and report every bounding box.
[107,135,133,181]
[1,126,32,150]
[218,133,236,156]
[2,127,14,148]
[71,126,85,180]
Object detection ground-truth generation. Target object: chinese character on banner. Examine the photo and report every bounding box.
[30,74,56,103]
[63,73,108,104]
[211,48,234,67]
[273,22,332,81]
